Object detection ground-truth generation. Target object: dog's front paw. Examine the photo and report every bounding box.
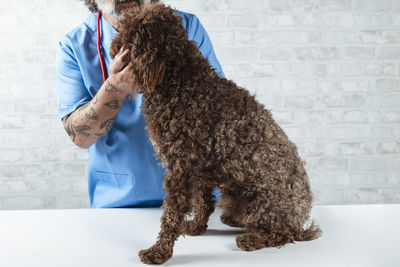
[139,243,173,265]
[181,220,207,236]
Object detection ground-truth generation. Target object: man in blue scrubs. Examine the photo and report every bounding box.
[56,0,224,208]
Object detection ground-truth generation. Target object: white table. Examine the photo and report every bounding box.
[0,204,398,267]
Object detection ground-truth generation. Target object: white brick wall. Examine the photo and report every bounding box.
[0,0,91,209]
[0,0,399,209]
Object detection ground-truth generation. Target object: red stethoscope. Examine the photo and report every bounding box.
[97,11,108,83]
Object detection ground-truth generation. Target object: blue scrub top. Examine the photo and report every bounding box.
[56,11,224,208]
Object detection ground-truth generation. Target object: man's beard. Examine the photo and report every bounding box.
[95,0,153,22]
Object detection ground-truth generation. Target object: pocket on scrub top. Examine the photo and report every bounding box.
[91,171,137,208]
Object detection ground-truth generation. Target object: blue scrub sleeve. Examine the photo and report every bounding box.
[56,38,92,120]
[189,15,225,78]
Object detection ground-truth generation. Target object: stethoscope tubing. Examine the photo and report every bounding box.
[97,11,108,82]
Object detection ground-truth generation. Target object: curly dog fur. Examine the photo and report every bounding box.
[110,3,322,264]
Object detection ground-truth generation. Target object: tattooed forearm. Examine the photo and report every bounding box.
[63,115,76,142]
[104,99,120,109]
[74,124,91,137]
[77,102,90,115]
[95,116,117,140]
[85,107,99,120]
[105,80,119,92]
[100,116,117,132]
[61,78,127,148]
[95,132,107,139]
[93,94,99,104]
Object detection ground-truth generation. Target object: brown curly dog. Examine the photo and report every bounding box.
[110,3,322,264]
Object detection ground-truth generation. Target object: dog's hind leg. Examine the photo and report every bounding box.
[236,229,295,251]
[181,184,216,236]
[218,190,246,228]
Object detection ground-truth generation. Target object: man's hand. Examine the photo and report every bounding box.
[108,46,134,96]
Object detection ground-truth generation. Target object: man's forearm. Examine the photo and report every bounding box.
[63,79,128,148]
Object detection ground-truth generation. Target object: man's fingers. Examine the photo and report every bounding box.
[119,49,130,62]
[120,63,132,77]
[112,49,130,72]
[116,45,126,55]
[116,46,127,57]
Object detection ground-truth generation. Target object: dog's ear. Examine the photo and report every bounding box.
[140,56,166,94]
[128,21,167,94]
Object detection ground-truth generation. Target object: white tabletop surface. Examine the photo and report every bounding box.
[0,204,399,267]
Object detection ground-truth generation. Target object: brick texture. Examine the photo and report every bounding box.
[0,0,399,209]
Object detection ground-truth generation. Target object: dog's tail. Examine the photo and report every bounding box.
[294,219,322,241]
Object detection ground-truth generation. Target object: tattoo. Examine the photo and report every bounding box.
[93,94,99,104]
[63,115,76,142]
[74,124,91,137]
[95,132,107,139]
[104,99,120,109]
[105,80,119,92]
[100,116,117,132]
[77,102,90,115]
[85,107,99,120]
